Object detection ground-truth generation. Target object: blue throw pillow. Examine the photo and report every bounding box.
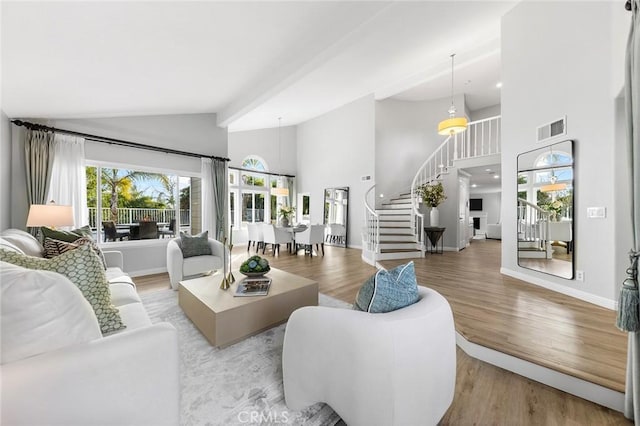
[179,231,212,258]
[354,261,420,313]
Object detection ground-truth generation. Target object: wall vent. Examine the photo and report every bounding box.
[536,116,567,143]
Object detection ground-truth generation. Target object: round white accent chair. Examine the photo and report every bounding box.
[166,237,227,290]
[282,286,456,426]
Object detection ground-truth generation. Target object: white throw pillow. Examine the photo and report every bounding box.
[0,229,43,257]
[0,261,102,364]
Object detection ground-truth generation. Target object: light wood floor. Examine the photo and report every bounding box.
[135,242,630,425]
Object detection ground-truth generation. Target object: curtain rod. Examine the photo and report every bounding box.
[11,119,230,162]
[228,166,295,179]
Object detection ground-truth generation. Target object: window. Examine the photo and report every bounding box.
[86,165,200,243]
[241,156,268,172]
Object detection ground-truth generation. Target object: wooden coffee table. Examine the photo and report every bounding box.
[178,268,318,347]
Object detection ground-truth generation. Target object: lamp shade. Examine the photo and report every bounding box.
[540,183,567,193]
[26,203,74,227]
[437,117,468,136]
[271,187,289,197]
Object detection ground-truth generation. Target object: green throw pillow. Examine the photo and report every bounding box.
[179,231,212,258]
[41,225,93,243]
[0,245,125,334]
[353,261,420,313]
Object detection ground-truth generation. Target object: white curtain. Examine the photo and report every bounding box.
[47,134,87,228]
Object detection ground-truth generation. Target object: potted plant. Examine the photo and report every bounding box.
[278,205,296,227]
[416,182,447,227]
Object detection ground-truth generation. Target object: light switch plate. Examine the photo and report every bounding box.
[587,207,606,218]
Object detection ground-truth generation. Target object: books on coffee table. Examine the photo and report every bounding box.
[235,276,272,297]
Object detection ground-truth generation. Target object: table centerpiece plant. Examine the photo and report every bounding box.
[416,182,447,227]
[278,205,296,228]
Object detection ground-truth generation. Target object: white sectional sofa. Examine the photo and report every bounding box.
[0,229,180,426]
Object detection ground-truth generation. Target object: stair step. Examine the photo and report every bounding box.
[376,215,411,221]
[380,248,422,253]
[375,251,423,261]
[381,202,412,209]
[379,242,419,250]
[377,208,411,214]
[380,227,413,234]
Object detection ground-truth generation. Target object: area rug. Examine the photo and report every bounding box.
[140,289,350,426]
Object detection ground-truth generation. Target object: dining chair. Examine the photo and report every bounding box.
[102,221,129,242]
[158,219,176,239]
[294,224,325,256]
[262,224,292,256]
[247,222,264,252]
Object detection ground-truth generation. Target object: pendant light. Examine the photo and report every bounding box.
[540,175,567,193]
[271,117,289,197]
[540,145,567,192]
[437,54,468,136]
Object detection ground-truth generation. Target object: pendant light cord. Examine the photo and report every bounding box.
[450,54,455,109]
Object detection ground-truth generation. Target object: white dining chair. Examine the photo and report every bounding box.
[246,222,264,252]
[262,224,292,256]
[295,224,325,256]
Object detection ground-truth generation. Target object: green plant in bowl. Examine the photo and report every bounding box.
[240,255,271,276]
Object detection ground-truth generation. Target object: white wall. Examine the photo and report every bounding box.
[375,95,467,204]
[228,125,297,175]
[296,95,375,248]
[470,104,501,122]
[9,113,228,275]
[501,1,628,306]
[1,111,11,230]
[470,192,502,227]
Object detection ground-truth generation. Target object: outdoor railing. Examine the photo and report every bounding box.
[88,207,190,228]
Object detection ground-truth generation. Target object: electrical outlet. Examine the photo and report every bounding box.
[576,270,584,281]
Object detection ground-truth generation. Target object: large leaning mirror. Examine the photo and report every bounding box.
[517,140,574,279]
[323,187,349,247]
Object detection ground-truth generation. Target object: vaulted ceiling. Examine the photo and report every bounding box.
[2,1,516,132]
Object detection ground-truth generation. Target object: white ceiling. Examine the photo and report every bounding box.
[1,1,516,131]
[464,164,502,193]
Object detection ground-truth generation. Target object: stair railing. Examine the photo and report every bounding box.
[363,184,379,255]
[409,115,502,252]
[517,198,552,258]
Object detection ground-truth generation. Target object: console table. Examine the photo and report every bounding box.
[424,227,445,254]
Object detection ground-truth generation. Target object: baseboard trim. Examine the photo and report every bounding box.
[500,267,617,310]
[456,332,624,412]
[129,267,167,278]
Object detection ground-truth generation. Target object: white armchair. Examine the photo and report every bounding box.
[166,237,227,290]
[282,286,456,426]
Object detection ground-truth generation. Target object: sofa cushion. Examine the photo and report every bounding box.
[179,231,212,258]
[0,261,102,364]
[0,245,125,334]
[116,303,152,330]
[110,283,143,307]
[43,236,107,269]
[183,254,222,277]
[354,261,420,313]
[40,225,93,243]
[0,229,43,257]
[105,267,135,287]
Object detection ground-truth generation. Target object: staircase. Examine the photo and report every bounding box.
[517,198,552,259]
[376,193,423,260]
[362,115,502,265]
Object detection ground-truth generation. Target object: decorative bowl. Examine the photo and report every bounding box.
[239,256,271,277]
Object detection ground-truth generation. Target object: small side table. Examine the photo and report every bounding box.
[424,227,445,254]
